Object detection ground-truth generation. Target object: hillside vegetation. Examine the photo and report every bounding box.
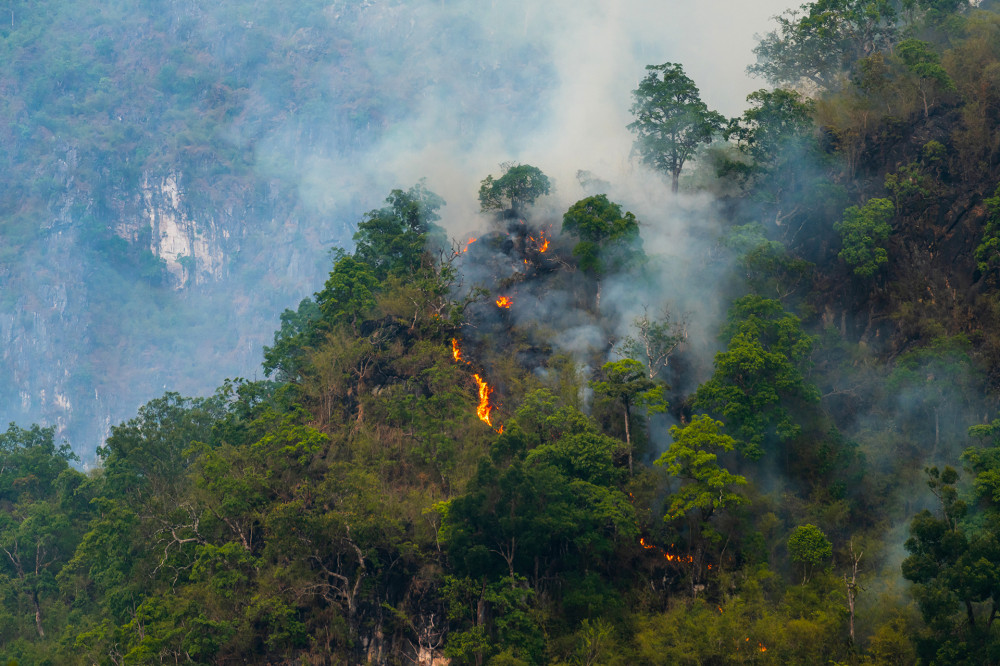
[8,1,1000,665]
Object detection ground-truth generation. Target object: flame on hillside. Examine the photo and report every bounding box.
[530,230,550,253]
[452,339,503,433]
[462,238,477,253]
[639,537,695,563]
[496,296,512,309]
[472,374,493,426]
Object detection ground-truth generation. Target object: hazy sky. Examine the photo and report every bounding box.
[355,0,797,227]
[651,1,798,116]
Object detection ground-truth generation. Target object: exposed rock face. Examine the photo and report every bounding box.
[0,163,343,461]
[0,0,552,461]
[140,173,226,287]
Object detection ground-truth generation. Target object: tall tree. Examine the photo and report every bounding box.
[722,89,818,226]
[590,359,666,474]
[897,38,955,118]
[0,424,86,641]
[656,415,747,593]
[787,524,832,583]
[902,462,1000,664]
[628,63,725,193]
[693,295,818,460]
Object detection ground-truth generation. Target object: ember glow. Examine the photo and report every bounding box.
[451,339,503,432]
[639,537,695,563]
[462,237,477,253]
[528,230,550,253]
[473,374,493,426]
[495,296,512,309]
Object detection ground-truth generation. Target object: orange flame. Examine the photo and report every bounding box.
[462,237,477,253]
[495,296,512,309]
[759,644,767,652]
[495,424,504,435]
[639,537,694,563]
[451,338,463,362]
[473,374,493,426]
[538,230,550,253]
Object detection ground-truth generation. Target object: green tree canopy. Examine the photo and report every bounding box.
[656,415,747,522]
[590,359,666,473]
[902,462,1000,663]
[787,524,833,583]
[722,89,818,223]
[975,184,1000,282]
[725,89,816,168]
[561,194,643,277]
[834,197,894,278]
[353,181,445,279]
[628,62,725,193]
[478,163,551,216]
[749,0,899,90]
[314,251,380,335]
[897,38,955,118]
[693,295,818,460]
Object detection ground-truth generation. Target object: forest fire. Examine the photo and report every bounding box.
[462,237,477,252]
[472,374,493,426]
[451,339,503,432]
[639,537,695,563]
[738,638,768,653]
[495,296,512,309]
[536,230,550,253]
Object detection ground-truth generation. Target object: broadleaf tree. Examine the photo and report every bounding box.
[478,163,551,216]
[628,62,725,193]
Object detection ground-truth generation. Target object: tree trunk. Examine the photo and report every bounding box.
[475,582,487,666]
[845,544,861,647]
[32,591,44,638]
[671,171,679,194]
[623,404,632,475]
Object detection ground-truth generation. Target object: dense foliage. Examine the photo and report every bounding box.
[11,0,1000,664]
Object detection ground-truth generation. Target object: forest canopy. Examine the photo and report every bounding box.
[7,0,1000,664]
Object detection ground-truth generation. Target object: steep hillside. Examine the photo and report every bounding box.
[0,0,553,457]
[9,1,1000,665]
